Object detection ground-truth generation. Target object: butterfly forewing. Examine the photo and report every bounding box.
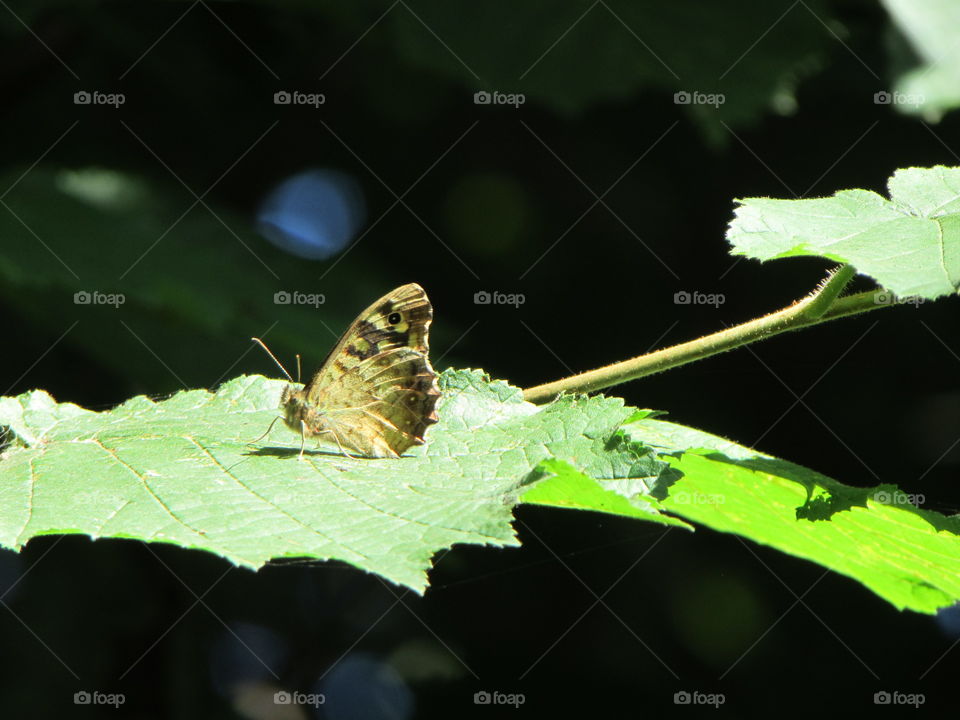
[307,283,432,397]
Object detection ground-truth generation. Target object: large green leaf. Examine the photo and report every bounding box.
[3,368,959,613]
[727,165,960,299]
[0,369,670,592]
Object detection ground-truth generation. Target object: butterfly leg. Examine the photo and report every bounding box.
[298,419,307,460]
[327,425,358,460]
[310,426,357,460]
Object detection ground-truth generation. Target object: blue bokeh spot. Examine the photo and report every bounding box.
[257,169,366,260]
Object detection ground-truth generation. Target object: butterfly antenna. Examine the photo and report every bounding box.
[251,337,294,382]
[296,354,302,383]
[249,415,282,446]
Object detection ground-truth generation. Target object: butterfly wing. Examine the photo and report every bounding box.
[298,283,440,457]
[307,282,432,396]
[315,347,440,457]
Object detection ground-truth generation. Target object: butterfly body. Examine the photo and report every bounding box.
[275,283,440,458]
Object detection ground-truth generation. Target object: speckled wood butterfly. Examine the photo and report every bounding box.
[254,283,440,458]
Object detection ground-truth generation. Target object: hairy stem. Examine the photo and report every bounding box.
[523,266,882,403]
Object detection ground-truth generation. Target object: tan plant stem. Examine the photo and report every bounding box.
[523,265,883,403]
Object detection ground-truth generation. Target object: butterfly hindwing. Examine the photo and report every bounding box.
[318,348,440,457]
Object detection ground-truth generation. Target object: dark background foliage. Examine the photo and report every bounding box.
[1,0,958,716]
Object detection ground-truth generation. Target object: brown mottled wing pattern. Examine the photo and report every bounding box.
[301,283,440,457]
[307,283,432,394]
[317,347,439,457]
